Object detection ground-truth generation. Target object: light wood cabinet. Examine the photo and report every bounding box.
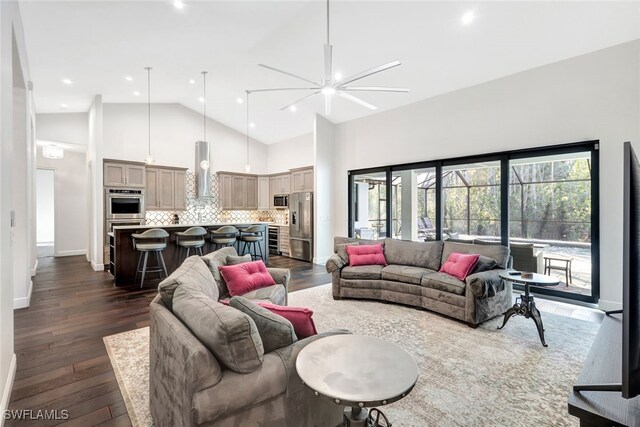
[145,166,188,211]
[257,177,270,210]
[218,173,258,210]
[291,167,314,192]
[104,160,146,188]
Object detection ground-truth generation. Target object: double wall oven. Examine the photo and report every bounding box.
[104,189,146,262]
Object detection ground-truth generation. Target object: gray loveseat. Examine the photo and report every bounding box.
[150,249,346,426]
[326,237,512,327]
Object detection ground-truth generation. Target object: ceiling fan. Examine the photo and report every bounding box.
[250,0,409,116]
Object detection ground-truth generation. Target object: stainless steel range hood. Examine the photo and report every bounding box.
[195,140,211,198]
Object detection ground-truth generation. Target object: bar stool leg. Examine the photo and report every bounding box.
[140,251,149,289]
[135,252,143,282]
[159,251,168,278]
[256,239,263,261]
[565,261,570,287]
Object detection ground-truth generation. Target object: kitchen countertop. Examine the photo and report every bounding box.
[112,222,271,231]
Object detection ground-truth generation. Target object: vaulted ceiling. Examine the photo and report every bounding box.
[19,1,640,143]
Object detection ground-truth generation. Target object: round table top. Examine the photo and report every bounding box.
[499,271,559,287]
[295,335,418,407]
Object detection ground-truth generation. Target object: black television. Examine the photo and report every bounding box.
[574,141,640,399]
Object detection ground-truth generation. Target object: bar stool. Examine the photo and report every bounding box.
[175,226,207,261]
[209,226,239,251]
[132,229,169,289]
[238,225,264,261]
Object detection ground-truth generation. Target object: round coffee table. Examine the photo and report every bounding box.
[498,271,560,347]
[296,334,418,426]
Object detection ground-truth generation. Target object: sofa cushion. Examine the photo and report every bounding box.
[381,265,433,285]
[219,261,277,297]
[229,296,297,353]
[421,272,467,295]
[172,287,264,374]
[336,242,359,264]
[346,243,387,267]
[383,238,443,270]
[239,284,287,305]
[201,247,239,296]
[472,255,497,274]
[226,254,252,265]
[341,265,384,280]
[158,255,218,310]
[442,241,510,269]
[258,302,318,339]
[440,252,480,281]
[334,236,383,251]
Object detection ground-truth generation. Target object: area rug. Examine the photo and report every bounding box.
[104,284,600,426]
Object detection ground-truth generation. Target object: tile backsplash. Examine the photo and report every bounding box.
[145,172,289,225]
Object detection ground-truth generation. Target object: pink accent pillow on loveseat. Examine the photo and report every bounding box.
[346,243,387,267]
[440,252,480,281]
[218,260,277,297]
[257,302,318,338]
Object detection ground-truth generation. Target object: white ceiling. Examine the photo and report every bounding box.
[19,1,640,144]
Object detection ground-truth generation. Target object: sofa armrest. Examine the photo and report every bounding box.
[326,253,346,273]
[268,267,291,288]
[465,269,507,299]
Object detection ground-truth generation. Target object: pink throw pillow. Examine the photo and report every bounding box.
[218,260,277,297]
[346,243,387,267]
[440,252,480,281]
[258,302,318,338]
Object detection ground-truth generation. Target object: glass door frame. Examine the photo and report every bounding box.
[348,140,600,304]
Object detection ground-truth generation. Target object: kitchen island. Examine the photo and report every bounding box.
[108,222,269,286]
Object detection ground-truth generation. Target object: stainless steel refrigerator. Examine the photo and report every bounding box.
[289,192,313,262]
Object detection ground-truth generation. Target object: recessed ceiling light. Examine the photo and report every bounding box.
[289,105,297,112]
[249,122,255,128]
[334,72,342,81]
[236,97,244,104]
[60,103,68,108]
[189,79,195,84]
[198,97,205,103]
[133,91,141,96]
[125,76,133,81]
[173,0,185,10]
[62,78,72,85]
[461,11,475,25]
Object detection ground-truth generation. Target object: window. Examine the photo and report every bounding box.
[391,168,437,241]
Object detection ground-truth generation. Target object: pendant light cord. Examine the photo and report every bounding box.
[202,71,208,141]
[326,0,330,45]
[145,66,151,157]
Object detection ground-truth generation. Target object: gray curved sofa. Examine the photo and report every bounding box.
[326,237,512,327]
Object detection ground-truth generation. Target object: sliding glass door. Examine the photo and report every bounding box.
[350,170,387,240]
[391,168,437,241]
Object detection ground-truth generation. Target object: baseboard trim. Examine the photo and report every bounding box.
[598,299,622,312]
[91,261,105,272]
[55,249,87,257]
[13,280,33,309]
[30,259,38,276]
[0,353,17,427]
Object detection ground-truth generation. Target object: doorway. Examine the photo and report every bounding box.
[36,168,55,257]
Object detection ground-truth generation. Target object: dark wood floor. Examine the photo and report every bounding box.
[8,255,329,426]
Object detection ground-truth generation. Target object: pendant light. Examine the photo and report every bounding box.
[244,90,251,173]
[144,66,155,165]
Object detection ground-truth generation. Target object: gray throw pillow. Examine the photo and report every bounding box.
[173,288,264,374]
[472,255,497,273]
[201,247,238,296]
[158,256,218,310]
[226,254,252,265]
[336,242,359,264]
[229,296,297,353]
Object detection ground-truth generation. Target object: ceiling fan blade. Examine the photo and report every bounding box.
[249,87,319,93]
[324,93,332,116]
[341,86,409,93]
[258,64,320,86]
[324,44,333,83]
[335,61,402,87]
[337,91,378,110]
[280,90,321,111]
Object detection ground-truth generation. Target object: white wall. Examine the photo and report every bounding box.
[88,95,103,270]
[37,148,88,256]
[0,0,34,418]
[102,103,268,174]
[313,115,336,265]
[332,40,640,311]
[36,169,54,243]
[36,112,88,146]
[267,132,314,174]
